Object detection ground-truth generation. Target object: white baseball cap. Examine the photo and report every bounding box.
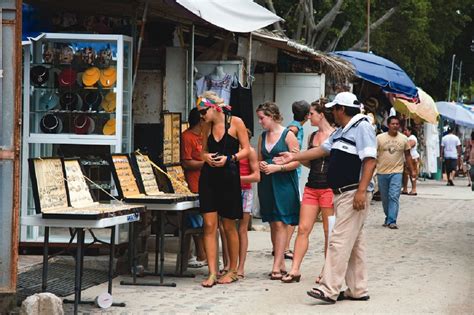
[325,92,362,108]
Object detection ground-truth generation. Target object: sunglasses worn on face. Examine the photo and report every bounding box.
[199,108,209,116]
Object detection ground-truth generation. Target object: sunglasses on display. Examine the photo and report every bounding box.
[199,107,210,116]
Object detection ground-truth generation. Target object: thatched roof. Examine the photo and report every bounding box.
[251,29,355,82]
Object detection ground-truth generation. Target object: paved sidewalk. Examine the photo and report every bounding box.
[63,179,473,314]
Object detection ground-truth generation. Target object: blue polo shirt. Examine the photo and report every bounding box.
[321,114,377,191]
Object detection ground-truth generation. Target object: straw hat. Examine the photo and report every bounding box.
[101,92,116,113]
[73,115,95,134]
[99,67,117,88]
[82,67,100,87]
[82,90,103,111]
[30,66,49,87]
[102,118,116,135]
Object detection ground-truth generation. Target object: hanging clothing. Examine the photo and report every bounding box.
[258,129,300,225]
[199,116,242,219]
[230,83,254,134]
[204,73,233,104]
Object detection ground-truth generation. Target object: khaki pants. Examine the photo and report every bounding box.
[318,190,371,300]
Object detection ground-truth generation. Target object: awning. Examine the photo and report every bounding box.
[176,0,283,33]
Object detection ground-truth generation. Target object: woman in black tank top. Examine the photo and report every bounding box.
[197,92,250,287]
[282,99,336,284]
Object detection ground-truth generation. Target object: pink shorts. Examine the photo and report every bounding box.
[302,187,334,208]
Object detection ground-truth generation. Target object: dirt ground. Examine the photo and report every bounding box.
[61,178,473,314]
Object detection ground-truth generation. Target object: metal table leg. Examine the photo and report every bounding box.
[41,227,49,292]
[108,226,115,294]
[121,213,175,287]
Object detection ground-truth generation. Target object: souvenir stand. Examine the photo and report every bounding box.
[108,151,199,287]
[22,157,145,314]
[21,33,134,246]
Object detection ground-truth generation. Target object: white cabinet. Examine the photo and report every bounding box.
[21,33,133,243]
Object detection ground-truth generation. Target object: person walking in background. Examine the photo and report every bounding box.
[441,128,461,186]
[377,116,416,230]
[257,101,300,280]
[181,108,207,268]
[466,131,474,191]
[274,92,376,304]
[402,126,420,196]
[284,100,310,260]
[236,129,260,279]
[197,91,250,287]
[281,99,335,284]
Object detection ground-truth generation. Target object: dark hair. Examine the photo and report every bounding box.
[387,116,400,124]
[311,99,334,125]
[188,107,201,128]
[256,101,283,123]
[292,100,310,122]
[447,127,453,134]
[471,131,474,140]
[333,104,360,117]
[405,125,417,137]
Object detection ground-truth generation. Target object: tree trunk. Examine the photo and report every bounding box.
[350,7,397,51]
[293,0,305,41]
[325,21,351,52]
[313,0,344,34]
[264,0,284,33]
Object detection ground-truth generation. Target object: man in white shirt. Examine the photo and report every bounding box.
[441,128,461,186]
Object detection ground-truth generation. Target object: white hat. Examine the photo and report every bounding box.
[325,92,362,108]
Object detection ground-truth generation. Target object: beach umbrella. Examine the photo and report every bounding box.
[389,88,439,124]
[435,101,474,128]
[333,51,418,98]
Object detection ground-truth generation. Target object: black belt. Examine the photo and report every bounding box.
[332,183,359,195]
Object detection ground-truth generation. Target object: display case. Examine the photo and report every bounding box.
[108,154,197,204]
[21,33,133,243]
[162,112,182,165]
[28,157,144,220]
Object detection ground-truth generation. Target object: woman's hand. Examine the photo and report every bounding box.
[259,161,268,172]
[260,163,280,175]
[212,155,228,167]
[203,153,216,166]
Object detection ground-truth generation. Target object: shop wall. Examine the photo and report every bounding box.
[252,72,326,194]
[163,47,187,115]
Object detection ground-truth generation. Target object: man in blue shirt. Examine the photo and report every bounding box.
[274,92,376,304]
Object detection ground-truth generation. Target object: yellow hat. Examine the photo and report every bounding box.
[100,67,117,88]
[82,67,100,87]
[101,92,116,113]
[103,118,116,135]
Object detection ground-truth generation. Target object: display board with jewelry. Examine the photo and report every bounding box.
[28,35,124,137]
[109,154,194,204]
[130,153,163,196]
[28,157,145,219]
[162,112,182,165]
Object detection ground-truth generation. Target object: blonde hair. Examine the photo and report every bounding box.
[256,101,283,123]
[200,91,224,105]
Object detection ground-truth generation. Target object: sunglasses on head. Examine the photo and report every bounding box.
[199,107,210,116]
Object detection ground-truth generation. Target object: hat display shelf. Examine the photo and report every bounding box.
[108,154,193,204]
[21,34,133,243]
[28,157,144,219]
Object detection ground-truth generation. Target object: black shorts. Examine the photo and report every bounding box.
[445,158,457,173]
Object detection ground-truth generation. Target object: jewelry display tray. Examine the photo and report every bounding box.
[28,157,145,219]
[109,153,198,204]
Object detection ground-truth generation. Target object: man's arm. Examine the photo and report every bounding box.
[182,159,204,170]
[273,146,329,165]
[353,157,376,210]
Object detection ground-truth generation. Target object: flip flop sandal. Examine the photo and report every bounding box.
[201,274,217,288]
[237,273,245,279]
[270,271,283,280]
[281,273,301,283]
[401,191,408,195]
[267,269,287,277]
[284,249,294,260]
[337,291,370,301]
[217,270,239,284]
[408,192,418,196]
[307,288,336,304]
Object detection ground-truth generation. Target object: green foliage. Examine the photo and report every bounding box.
[271,0,473,101]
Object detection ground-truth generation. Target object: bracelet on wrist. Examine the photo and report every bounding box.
[232,154,237,162]
[280,165,285,172]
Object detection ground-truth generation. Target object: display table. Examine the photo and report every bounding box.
[120,200,200,287]
[21,212,141,314]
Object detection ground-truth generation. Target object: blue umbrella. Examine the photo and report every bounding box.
[435,102,474,128]
[333,51,418,98]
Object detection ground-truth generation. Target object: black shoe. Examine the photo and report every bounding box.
[337,291,370,301]
[388,223,398,229]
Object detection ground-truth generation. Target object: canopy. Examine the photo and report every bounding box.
[333,51,418,98]
[176,0,283,33]
[435,102,474,128]
[390,88,438,124]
